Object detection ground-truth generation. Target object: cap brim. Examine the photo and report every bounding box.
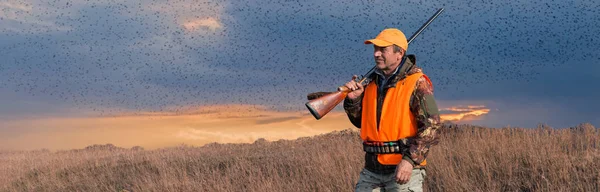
[364,39,393,47]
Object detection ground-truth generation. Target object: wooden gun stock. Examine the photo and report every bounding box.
[305,86,351,120]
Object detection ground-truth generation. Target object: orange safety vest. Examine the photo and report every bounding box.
[360,72,431,166]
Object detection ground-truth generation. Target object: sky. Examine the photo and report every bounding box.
[1,0,599,150]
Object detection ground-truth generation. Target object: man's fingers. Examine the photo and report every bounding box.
[350,75,359,90]
[345,81,360,91]
[344,82,353,91]
[348,83,356,91]
[395,171,411,184]
[395,160,414,184]
[402,171,411,184]
[396,177,406,184]
[397,177,408,184]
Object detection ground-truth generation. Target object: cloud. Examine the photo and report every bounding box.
[144,0,228,35]
[182,17,222,31]
[0,1,71,34]
[0,0,236,113]
[172,109,354,144]
[0,1,29,10]
[439,105,491,122]
[112,104,271,118]
[0,104,355,151]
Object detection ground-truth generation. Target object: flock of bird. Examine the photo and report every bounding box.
[0,0,598,115]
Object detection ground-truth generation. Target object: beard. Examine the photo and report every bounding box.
[376,61,391,71]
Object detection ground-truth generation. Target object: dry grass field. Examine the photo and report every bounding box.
[1,123,599,191]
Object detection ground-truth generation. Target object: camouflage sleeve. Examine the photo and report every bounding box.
[403,75,441,166]
[343,94,363,128]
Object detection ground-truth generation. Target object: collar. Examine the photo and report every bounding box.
[374,65,400,80]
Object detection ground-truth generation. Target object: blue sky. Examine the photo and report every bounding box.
[1,0,599,129]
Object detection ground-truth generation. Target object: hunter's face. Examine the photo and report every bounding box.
[373,45,403,72]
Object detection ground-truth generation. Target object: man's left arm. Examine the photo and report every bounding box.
[403,75,442,166]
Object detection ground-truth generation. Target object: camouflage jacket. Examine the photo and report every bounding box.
[343,55,441,174]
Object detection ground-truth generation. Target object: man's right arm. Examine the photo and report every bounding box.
[343,75,365,128]
[344,96,363,128]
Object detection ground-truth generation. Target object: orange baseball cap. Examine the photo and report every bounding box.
[364,28,408,51]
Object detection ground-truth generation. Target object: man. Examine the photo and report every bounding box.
[343,28,441,192]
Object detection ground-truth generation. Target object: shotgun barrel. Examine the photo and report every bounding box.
[305,8,444,120]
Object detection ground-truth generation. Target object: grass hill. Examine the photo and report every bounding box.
[1,123,599,191]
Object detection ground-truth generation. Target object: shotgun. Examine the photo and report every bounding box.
[305,8,444,120]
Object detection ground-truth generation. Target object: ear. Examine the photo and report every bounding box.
[397,50,404,60]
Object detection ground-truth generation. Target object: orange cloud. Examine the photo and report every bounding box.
[112,104,269,118]
[0,1,71,33]
[182,17,222,31]
[143,0,226,34]
[440,105,491,122]
[0,2,31,11]
[0,103,493,151]
[0,105,355,151]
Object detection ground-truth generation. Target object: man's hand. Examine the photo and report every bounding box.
[344,75,364,100]
[395,159,414,184]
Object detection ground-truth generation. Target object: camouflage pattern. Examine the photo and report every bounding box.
[344,54,441,172]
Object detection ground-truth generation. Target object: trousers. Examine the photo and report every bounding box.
[355,168,426,192]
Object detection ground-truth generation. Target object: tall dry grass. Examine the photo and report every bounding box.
[1,123,599,191]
